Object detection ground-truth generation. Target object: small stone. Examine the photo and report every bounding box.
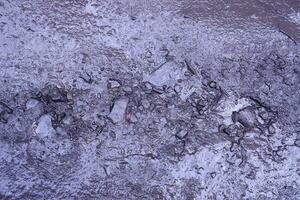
[174,84,182,94]
[144,82,153,93]
[35,114,55,138]
[143,62,183,87]
[26,99,40,110]
[259,111,269,121]
[109,131,116,139]
[122,86,132,94]
[208,81,217,88]
[108,97,129,123]
[184,71,192,77]
[108,79,121,89]
[67,93,73,101]
[130,114,138,123]
[141,99,150,109]
[233,106,257,128]
[223,124,238,137]
[180,86,196,101]
[175,129,188,139]
[62,116,73,125]
[158,117,165,125]
[210,172,217,178]
[152,86,164,94]
[268,124,276,135]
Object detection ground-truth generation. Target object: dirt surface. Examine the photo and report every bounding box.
[0,0,300,199]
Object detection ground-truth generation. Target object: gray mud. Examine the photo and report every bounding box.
[0,1,300,199]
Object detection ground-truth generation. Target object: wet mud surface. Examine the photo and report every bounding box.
[0,0,300,199]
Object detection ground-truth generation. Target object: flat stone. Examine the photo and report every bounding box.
[108,97,129,123]
[143,62,183,87]
[175,129,188,139]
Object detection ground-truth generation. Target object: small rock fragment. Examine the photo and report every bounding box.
[184,59,197,75]
[175,130,188,139]
[108,97,129,123]
[180,86,196,101]
[129,113,138,123]
[174,84,182,94]
[141,99,150,109]
[108,79,121,89]
[122,86,132,94]
[232,106,257,128]
[208,81,217,89]
[143,62,183,87]
[152,86,164,94]
[26,98,40,110]
[144,82,153,90]
[210,172,217,178]
[144,82,153,94]
[267,124,276,135]
[35,114,55,138]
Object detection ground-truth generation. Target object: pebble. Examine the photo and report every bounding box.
[258,111,269,121]
[144,82,153,93]
[208,81,217,88]
[268,124,276,135]
[174,84,182,94]
[108,79,121,89]
[108,97,129,123]
[26,98,40,110]
[122,86,132,94]
[62,116,73,125]
[130,114,138,123]
[152,86,164,94]
[141,99,150,109]
[210,172,217,178]
[232,106,257,128]
[175,129,188,139]
[35,114,55,138]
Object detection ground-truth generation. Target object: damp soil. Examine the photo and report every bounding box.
[0,0,300,199]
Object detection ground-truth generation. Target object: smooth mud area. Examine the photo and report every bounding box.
[0,1,300,199]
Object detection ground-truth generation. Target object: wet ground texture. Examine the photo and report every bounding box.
[0,0,300,199]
